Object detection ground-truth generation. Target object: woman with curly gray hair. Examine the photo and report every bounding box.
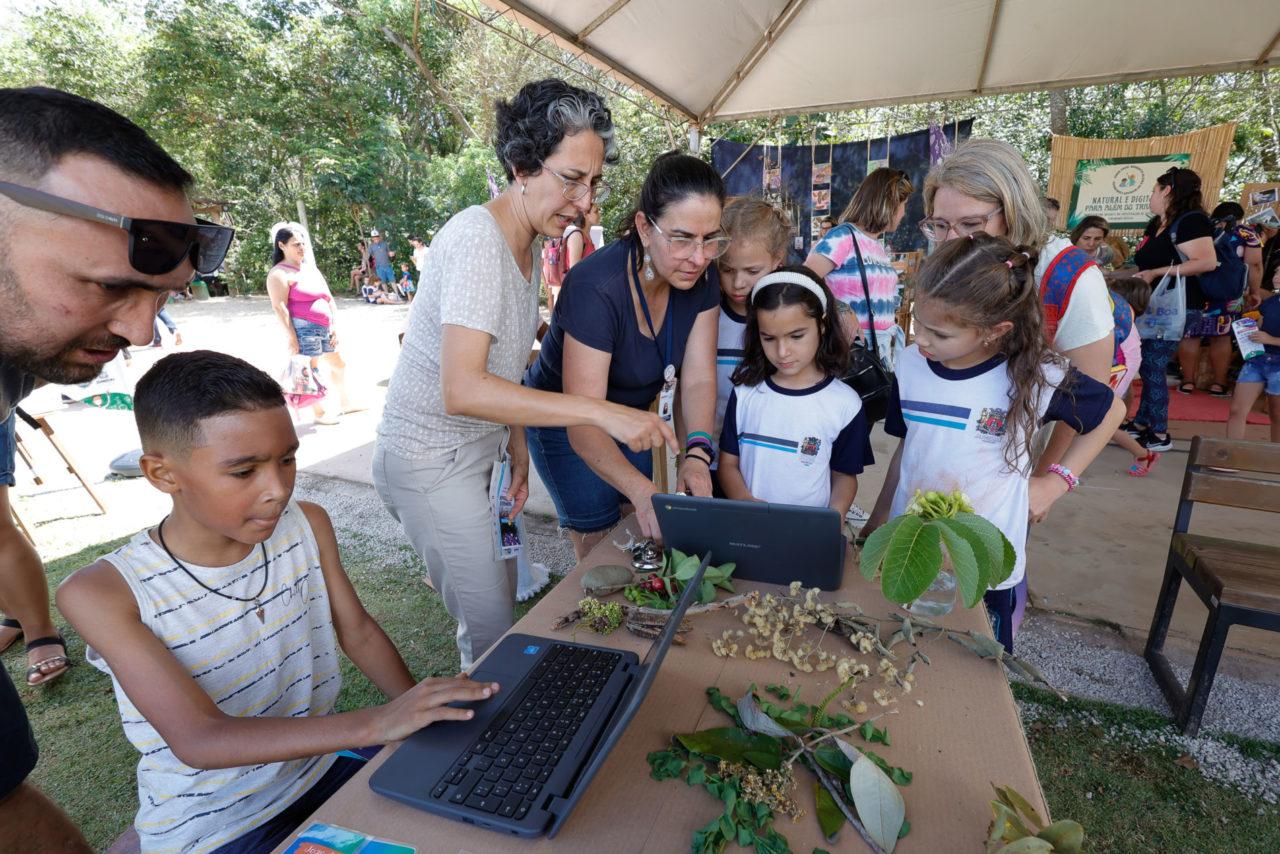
[374,78,676,669]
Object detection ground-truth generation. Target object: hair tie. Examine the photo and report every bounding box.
[750,271,828,316]
[1004,259,1014,268]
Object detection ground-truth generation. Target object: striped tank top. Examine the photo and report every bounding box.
[87,502,342,853]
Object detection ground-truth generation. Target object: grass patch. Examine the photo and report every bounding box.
[9,529,561,850]
[1013,683,1280,854]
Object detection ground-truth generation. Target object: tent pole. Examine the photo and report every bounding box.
[975,0,1004,94]
[577,0,631,40]
[717,116,780,179]
[698,0,812,123]
[1257,26,1280,65]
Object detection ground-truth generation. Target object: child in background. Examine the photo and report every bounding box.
[718,266,873,517]
[57,352,497,854]
[714,198,791,467]
[398,262,416,302]
[1227,291,1280,443]
[863,235,1124,652]
[360,274,379,303]
[1106,275,1158,475]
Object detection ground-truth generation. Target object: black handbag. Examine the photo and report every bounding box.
[840,232,894,423]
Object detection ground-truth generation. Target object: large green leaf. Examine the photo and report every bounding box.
[857,514,908,580]
[936,524,982,608]
[849,754,905,854]
[879,517,943,604]
[946,513,1006,591]
[813,782,845,839]
[675,727,783,770]
[995,530,1018,587]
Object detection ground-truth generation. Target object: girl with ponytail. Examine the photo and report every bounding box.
[862,234,1124,652]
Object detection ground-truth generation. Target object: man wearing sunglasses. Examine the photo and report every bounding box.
[0,87,232,852]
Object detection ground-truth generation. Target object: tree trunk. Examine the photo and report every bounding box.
[1048,90,1068,137]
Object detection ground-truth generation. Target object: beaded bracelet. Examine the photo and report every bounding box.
[1046,463,1079,492]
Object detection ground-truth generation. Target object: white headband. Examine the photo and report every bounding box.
[749,271,828,316]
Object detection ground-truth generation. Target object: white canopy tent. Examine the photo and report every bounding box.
[472,0,1280,124]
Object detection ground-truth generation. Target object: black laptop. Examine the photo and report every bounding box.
[653,493,846,590]
[369,554,711,837]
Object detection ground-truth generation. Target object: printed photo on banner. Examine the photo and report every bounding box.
[812,162,831,185]
[763,163,781,192]
[1250,188,1279,207]
[867,157,888,175]
[1066,153,1191,230]
[811,188,830,210]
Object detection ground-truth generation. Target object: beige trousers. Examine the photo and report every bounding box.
[373,430,516,670]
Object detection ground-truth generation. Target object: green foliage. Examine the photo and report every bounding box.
[623,548,736,608]
[860,491,1015,607]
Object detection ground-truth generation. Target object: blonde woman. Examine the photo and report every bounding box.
[805,167,914,355]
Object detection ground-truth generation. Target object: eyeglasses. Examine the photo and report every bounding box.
[649,218,732,260]
[0,181,235,276]
[918,206,1003,241]
[542,165,611,204]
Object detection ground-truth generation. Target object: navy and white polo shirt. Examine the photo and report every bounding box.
[884,344,1114,590]
[720,375,873,508]
[714,299,748,453]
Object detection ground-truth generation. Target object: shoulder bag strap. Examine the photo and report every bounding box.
[848,229,881,360]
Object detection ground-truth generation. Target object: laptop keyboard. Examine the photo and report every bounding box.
[429,643,623,821]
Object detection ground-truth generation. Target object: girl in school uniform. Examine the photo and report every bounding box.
[718,266,874,517]
[863,234,1125,652]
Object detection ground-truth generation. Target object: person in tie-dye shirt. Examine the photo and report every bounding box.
[805,168,914,353]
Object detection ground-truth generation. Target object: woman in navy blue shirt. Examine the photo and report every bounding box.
[526,152,726,554]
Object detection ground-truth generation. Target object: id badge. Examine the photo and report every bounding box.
[657,364,677,422]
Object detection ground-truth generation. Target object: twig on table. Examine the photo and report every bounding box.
[787,711,897,764]
[802,746,887,854]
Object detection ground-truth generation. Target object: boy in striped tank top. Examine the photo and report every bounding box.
[57,352,499,854]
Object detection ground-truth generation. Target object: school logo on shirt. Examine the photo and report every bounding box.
[975,407,1008,441]
[799,436,821,466]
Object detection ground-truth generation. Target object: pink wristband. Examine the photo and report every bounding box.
[1047,463,1079,492]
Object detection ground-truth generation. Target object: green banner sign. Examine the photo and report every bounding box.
[1067,153,1191,230]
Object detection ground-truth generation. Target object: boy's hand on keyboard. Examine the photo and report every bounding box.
[373,675,501,742]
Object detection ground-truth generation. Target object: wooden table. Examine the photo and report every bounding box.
[275,517,1047,852]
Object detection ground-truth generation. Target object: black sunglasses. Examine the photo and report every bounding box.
[0,180,235,276]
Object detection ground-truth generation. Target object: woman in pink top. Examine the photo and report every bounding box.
[266,223,354,424]
[805,168,914,355]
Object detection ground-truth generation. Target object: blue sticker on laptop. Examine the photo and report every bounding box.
[523,645,540,655]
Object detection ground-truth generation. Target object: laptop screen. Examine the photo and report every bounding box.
[547,552,711,836]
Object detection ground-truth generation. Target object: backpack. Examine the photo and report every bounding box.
[541,237,565,287]
[1171,214,1248,303]
[1039,244,1099,344]
[1107,291,1134,388]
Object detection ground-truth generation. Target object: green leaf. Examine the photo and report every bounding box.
[879,516,943,604]
[898,819,911,838]
[994,530,1018,587]
[858,514,907,580]
[1035,820,1084,853]
[849,754,906,854]
[675,727,783,770]
[813,781,845,839]
[939,516,994,593]
[765,684,792,700]
[686,763,706,786]
[950,512,1005,587]
[937,523,982,608]
[706,687,742,724]
[675,554,702,581]
[814,744,853,778]
[738,826,755,847]
[700,578,716,603]
[993,784,1046,831]
[736,694,795,739]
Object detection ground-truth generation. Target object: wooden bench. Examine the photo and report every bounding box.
[1143,436,1280,735]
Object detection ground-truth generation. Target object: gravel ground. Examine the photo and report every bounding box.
[1014,615,1280,745]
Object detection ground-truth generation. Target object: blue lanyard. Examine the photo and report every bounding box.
[632,248,674,371]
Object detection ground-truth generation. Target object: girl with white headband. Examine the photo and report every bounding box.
[717,265,873,515]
